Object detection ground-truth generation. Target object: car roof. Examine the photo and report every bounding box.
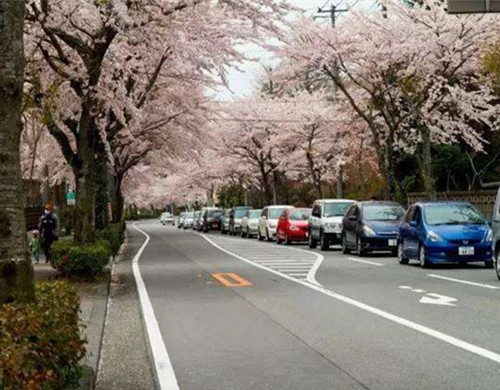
[265,205,294,208]
[315,199,356,203]
[358,201,403,207]
[233,206,251,209]
[415,201,472,207]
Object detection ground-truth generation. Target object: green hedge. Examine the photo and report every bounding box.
[52,240,111,278]
[96,222,126,256]
[0,281,86,389]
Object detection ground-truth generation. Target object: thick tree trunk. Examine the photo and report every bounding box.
[0,0,35,303]
[73,107,97,244]
[95,141,109,230]
[111,174,124,223]
[306,151,323,198]
[420,125,436,200]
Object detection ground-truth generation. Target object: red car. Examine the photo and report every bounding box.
[276,208,312,244]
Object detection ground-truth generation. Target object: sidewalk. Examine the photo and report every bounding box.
[33,262,110,390]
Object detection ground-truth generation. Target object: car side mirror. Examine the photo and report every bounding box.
[410,221,418,227]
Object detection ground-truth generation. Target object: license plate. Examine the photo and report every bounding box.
[459,246,474,256]
[388,239,397,247]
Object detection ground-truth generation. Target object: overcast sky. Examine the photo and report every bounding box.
[214,0,377,100]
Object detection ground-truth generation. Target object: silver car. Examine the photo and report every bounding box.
[183,212,194,229]
[241,209,262,238]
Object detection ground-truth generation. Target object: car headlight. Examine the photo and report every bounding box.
[290,225,299,231]
[427,231,444,243]
[362,225,376,237]
[486,229,493,243]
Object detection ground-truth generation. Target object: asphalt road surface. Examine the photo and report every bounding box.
[132,220,500,390]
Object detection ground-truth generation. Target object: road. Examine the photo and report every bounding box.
[132,220,500,390]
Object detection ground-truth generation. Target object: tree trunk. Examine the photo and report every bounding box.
[111,173,124,223]
[73,107,97,244]
[0,0,35,303]
[95,140,109,230]
[306,151,323,198]
[420,125,436,200]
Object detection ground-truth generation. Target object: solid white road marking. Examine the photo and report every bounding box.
[133,224,180,390]
[200,234,500,365]
[412,289,426,293]
[427,274,500,290]
[399,286,413,290]
[419,293,457,307]
[346,257,385,266]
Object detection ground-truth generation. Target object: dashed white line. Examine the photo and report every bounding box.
[346,257,385,266]
[132,224,179,390]
[428,274,500,290]
[201,233,500,366]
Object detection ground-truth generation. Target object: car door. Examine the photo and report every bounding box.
[345,205,359,245]
[399,206,415,253]
[310,202,321,240]
[277,209,288,238]
[407,206,422,258]
[493,188,500,253]
[259,208,268,236]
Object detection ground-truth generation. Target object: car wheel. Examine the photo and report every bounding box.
[485,260,494,269]
[284,233,291,245]
[308,230,318,249]
[398,241,409,265]
[266,228,272,241]
[419,245,430,268]
[356,236,366,257]
[277,234,283,244]
[341,234,351,254]
[495,249,500,280]
[258,228,264,241]
[320,231,329,251]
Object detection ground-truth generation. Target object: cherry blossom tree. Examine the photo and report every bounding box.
[277,0,499,198]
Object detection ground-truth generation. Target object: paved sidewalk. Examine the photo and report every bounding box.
[95,231,156,390]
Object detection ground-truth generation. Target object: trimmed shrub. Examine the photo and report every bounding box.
[0,281,86,389]
[96,222,126,256]
[52,240,111,278]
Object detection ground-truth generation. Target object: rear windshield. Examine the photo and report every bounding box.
[363,205,404,221]
[185,212,194,218]
[324,202,354,217]
[208,210,223,217]
[289,209,311,221]
[424,204,486,225]
[269,208,286,219]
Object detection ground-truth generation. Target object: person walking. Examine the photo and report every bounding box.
[29,230,41,264]
[39,203,58,264]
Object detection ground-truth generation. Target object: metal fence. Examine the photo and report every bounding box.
[407,190,498,220]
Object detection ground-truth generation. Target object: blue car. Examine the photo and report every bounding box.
[341,201,405,256]
[398,202,493,268]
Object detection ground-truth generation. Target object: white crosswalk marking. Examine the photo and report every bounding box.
[204,235,323,284]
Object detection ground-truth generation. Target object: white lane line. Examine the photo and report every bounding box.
[428,274,500,290]
[200,234,500,365]
[346,257,385,267]
[133,224,180,390]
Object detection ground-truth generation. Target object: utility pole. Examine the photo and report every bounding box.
[315,4,348,27]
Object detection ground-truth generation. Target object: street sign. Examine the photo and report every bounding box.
[447,0,500,13]
[66,191,76,206]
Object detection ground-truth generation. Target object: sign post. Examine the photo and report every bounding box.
[66,191,76,206]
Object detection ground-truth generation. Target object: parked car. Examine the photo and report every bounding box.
[493,188,500,279]
[399,202,493,268]
[241,209,262,238]
[177,212,186,229]
[201,208,224,232]
[308,199,356,251]
[160,212,174,225]
[342,201,405,256]
[182,212,195,229]
[258,205,294,241]
[229,206,252,235]
[220,209,231,234]
[277,208,312,245]
[192,211,202,231]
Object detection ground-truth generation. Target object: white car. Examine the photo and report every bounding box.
[182,212,195,229]
[309,199,356,251]
[258,205,293,241]
[160,212,174,225]
[241,209,262,238]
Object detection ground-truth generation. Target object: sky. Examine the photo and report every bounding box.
[214,0,377,101]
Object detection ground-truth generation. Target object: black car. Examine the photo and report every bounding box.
[229,206,252,235]
[341,201,405,256]
[201,208,224,232]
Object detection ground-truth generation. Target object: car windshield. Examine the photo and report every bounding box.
[269,208,286,219]
[208,210,223,217]
[289,209,311,221]
[250,210,262,218]
[324,202,354,217]
[424,204,486,225]
[234,209,249,218]
[364,205,404,221]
